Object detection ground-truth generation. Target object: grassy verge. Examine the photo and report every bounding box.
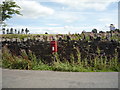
[1,33,120,42]
[0,50,2,67]
[1,34,59,40]
[2,47,120,72]
[0,60,2,67]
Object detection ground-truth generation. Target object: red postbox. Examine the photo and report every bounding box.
[50,41,58,53]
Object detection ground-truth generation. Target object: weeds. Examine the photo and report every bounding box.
[2,47,120,72]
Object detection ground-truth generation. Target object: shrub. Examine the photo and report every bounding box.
[2,47,120,72]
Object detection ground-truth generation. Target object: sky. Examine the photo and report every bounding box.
[2,0,119,34]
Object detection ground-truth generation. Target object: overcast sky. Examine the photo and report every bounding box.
[3,0,119,34]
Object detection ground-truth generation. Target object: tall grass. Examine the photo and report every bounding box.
[2,47,120,72]
[2,47,30,69]
[0,49,2,67]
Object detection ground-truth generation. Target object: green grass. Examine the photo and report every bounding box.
[0,60,2,67]
[0,50,2,67]
[1,33,120,42]
[2,47,120,72]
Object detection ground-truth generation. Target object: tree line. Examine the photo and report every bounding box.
[2,28,30,34]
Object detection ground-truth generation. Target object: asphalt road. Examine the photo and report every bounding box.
[0,68,2,89]
[2,69,118,88]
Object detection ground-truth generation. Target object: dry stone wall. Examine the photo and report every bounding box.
[2,38,120,63]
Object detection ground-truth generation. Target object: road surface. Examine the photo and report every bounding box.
[2,69,118,88]
[0,68,2,89]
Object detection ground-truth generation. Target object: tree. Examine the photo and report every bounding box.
[92,28,97,33]
[115,29,120,33]
[25,28,29,34]
[21,29,24,34]
[6,28,9,34]
[15,29,17,34]
[0,0,22,25]
[99,31,105,33]
[10,28,13,34]
[45,32,48,34]
[2,28,5,34]
[18,30,20,34]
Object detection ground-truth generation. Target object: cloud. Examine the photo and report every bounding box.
[57,12,78,23]
[51,0,118,11]
[14,0,54,19]
[47,24,60,26]
[99,18,112,22]
[0,0,3,3]
[50,12,86,23]
[98,11,118,26]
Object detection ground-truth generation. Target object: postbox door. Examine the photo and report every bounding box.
[51,41,57,53]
